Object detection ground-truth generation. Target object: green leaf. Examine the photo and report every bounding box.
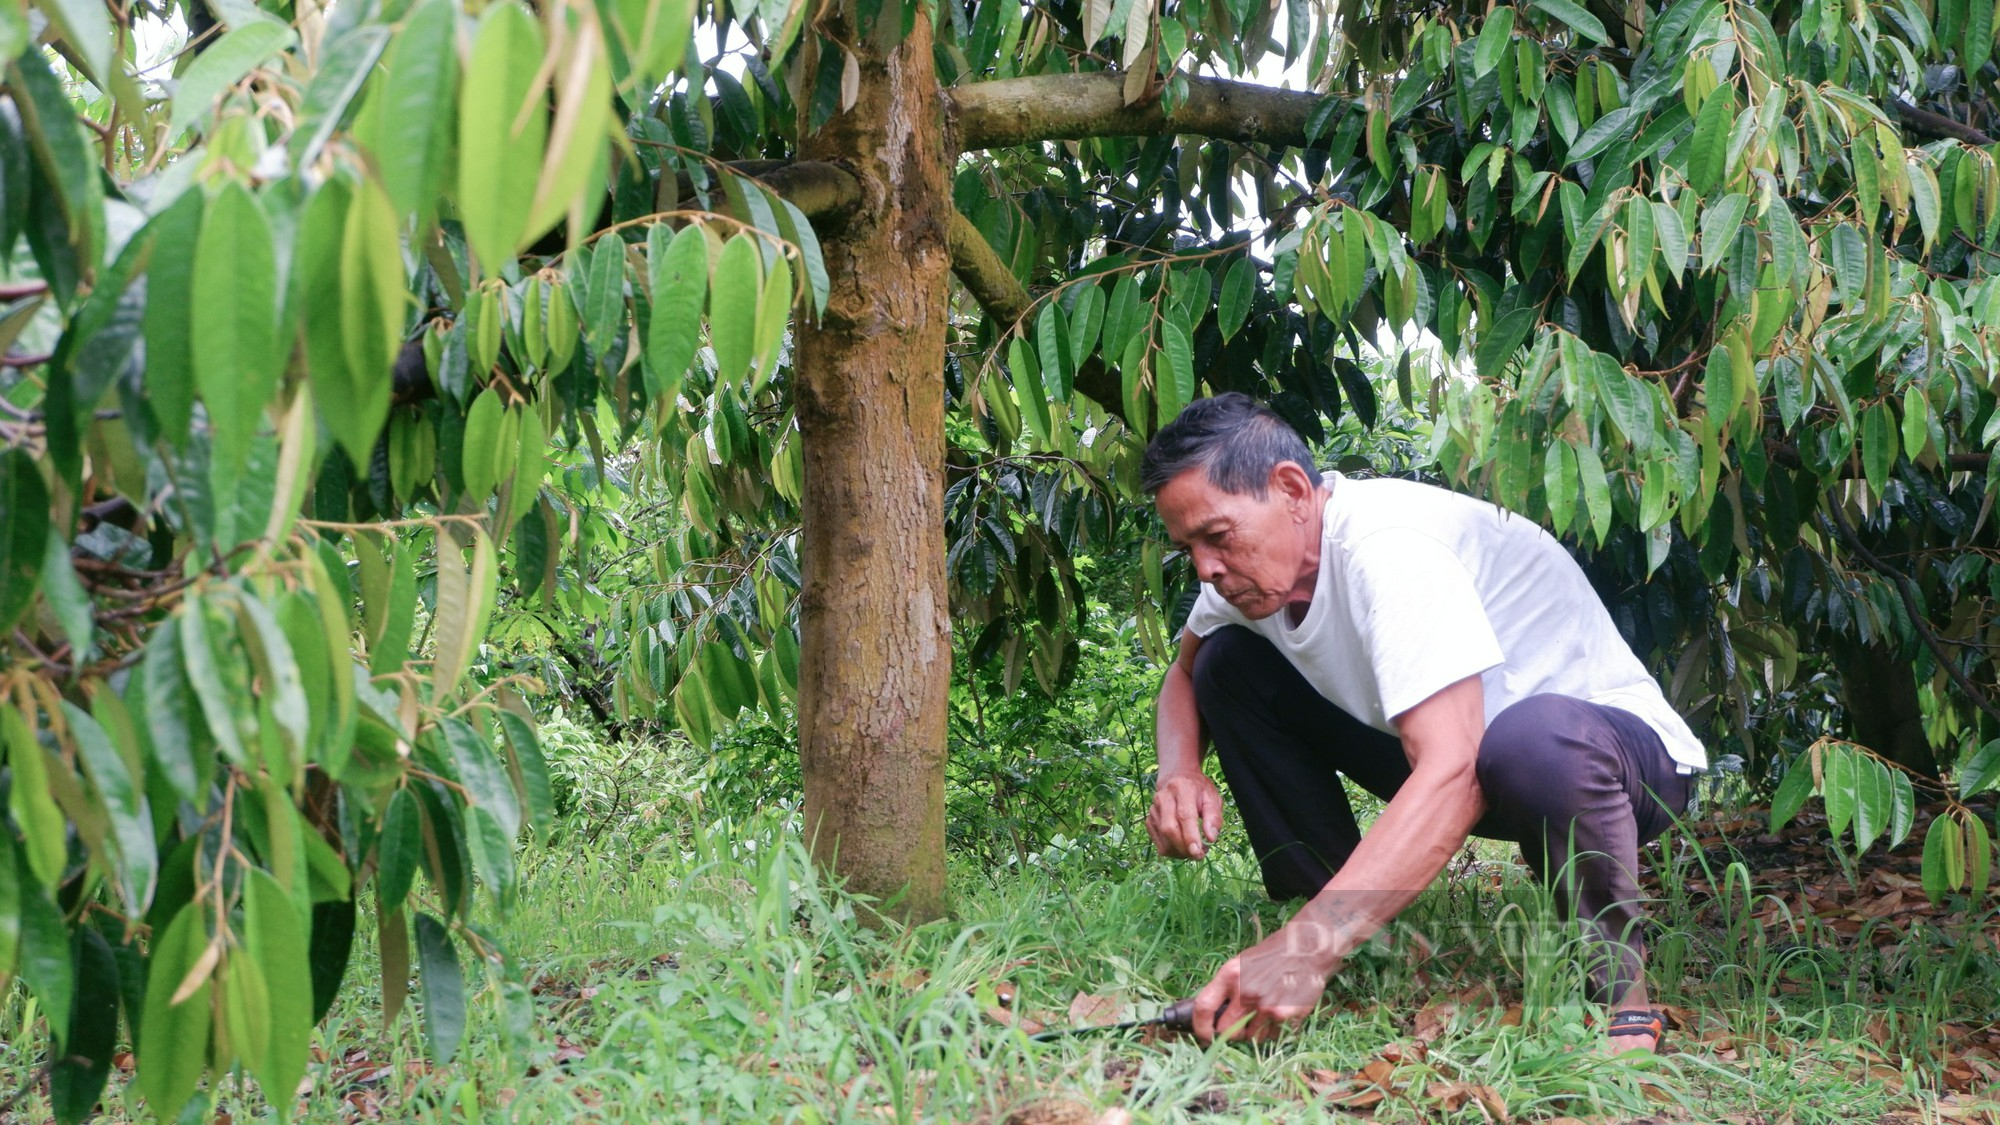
[301,178,369,466]
[496,710,555,841]
[50,927,118,1125]
[1861,402,1897,498]
[414,913,466,1063]
[236,593,311,775]
[1474,5,1515,76]
[181,595,248,764]
[0,833,14,981]
[1852,756,1891,854]
[1068,280,1104,363]
[461,388,505,497]
[1594,364,1653,453]
[289,26,389,170]
[464,806,516,909]
[244,869,311,1118]
[1575,440,1612,543]
[1901,384,1929,461]
[1769,756,1814,832]
[708,233,763,390]
[440,717,521,840]
[0,447,50,636]
[1219,256,1253,342]
[64,702,156,916]
[750,245,791,392]
[338,175,404,432]
[1888,769,1916,848]
[1544,440,1577,535]
[375,788,422,912]
[39,532,91,662]
[1009,336,1051,447]
[1155,320,1195,428]
[646,222,709,404]
[1568,106,1635,163]
[356,0,457,218]
[1035,302,1072,402]
[1101,271,1143,367]
[140,189,204,443]
[456,1,547,275]
[1686,87,1735,195]
[2,705,66,888]
[1698,193,1750,274]
[1823,746,1857,842]
[137,905,214,1119]
[1961,738,2000,798]
[673,663,716,750]
[1909,159,1942,251]
[168,20,295,137]
[1474,307,1536,378]
[1922,812,1960,904]
[1530,0,1608,42]
[193,182,282,496]
[583,236,627,359]
[9,46,98,259]
[1966,815,1992,905]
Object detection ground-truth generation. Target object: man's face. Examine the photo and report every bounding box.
[1155,466,1315,621]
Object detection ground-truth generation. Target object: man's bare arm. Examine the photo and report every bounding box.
[1190,673,1489,1041]
[1148,631,1223,859]
[1294,672,1489,957]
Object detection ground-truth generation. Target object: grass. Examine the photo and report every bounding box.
[10,771,1998,1125]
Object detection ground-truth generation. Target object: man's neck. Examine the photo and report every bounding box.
[1282,484,1332,626]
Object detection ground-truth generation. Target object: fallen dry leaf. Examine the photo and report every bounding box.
[1427,1082,1507,1120]
[1068,991,1127,1028]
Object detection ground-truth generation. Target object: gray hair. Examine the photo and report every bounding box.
[1140,393,1317,497]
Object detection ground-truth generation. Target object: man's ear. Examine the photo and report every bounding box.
[1269,461,1318,507]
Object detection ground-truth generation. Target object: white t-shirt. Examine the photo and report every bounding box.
[1181,473,1707,774]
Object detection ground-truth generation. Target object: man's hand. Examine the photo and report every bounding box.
[1147,771,1223,859]
[1190,920,1340,1044]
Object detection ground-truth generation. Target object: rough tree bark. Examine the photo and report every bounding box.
[791,12,955,921]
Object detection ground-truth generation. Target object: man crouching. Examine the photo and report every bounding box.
[1143,394,1705,1054]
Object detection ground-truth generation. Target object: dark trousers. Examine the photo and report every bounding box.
[1192,625,1694,1005]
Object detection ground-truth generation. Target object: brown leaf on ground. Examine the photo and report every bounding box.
[1309,1058,1401,1109]
[984,1006,1048,1035]
[1067,991,1127,1028]
[1427,1080,1509,1119]
[1412,1000,1456,1043]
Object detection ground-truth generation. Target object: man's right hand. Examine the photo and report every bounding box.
[1147,771,1223,859]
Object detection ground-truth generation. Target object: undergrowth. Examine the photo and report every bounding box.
[10,785,1995,1123]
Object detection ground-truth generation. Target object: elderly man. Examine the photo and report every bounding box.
[1143,394,1705,1053]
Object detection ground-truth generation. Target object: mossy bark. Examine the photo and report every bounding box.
[792,11,954,922]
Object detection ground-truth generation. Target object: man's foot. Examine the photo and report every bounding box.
[1601,1009,1666,1055]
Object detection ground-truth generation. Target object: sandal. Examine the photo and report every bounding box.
[1602,1008,1667,1048]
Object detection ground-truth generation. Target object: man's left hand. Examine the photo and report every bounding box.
[1190,920,1341,1044]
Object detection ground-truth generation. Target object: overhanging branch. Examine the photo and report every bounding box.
[1889,98,1996,147]
[950,73,1333,152]
[946,209,1127,422]
[947,210,1033,328]
[667,160,864,221]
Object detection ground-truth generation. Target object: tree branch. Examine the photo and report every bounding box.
[947,209,1033,328]
[950,73,1333,152]
[742,161,865,221]
[1889,98,1996,147]
[946,209,1127,422]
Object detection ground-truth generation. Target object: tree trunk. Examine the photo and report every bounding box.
[1831,632,1940,779]
[791,12,954,921]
